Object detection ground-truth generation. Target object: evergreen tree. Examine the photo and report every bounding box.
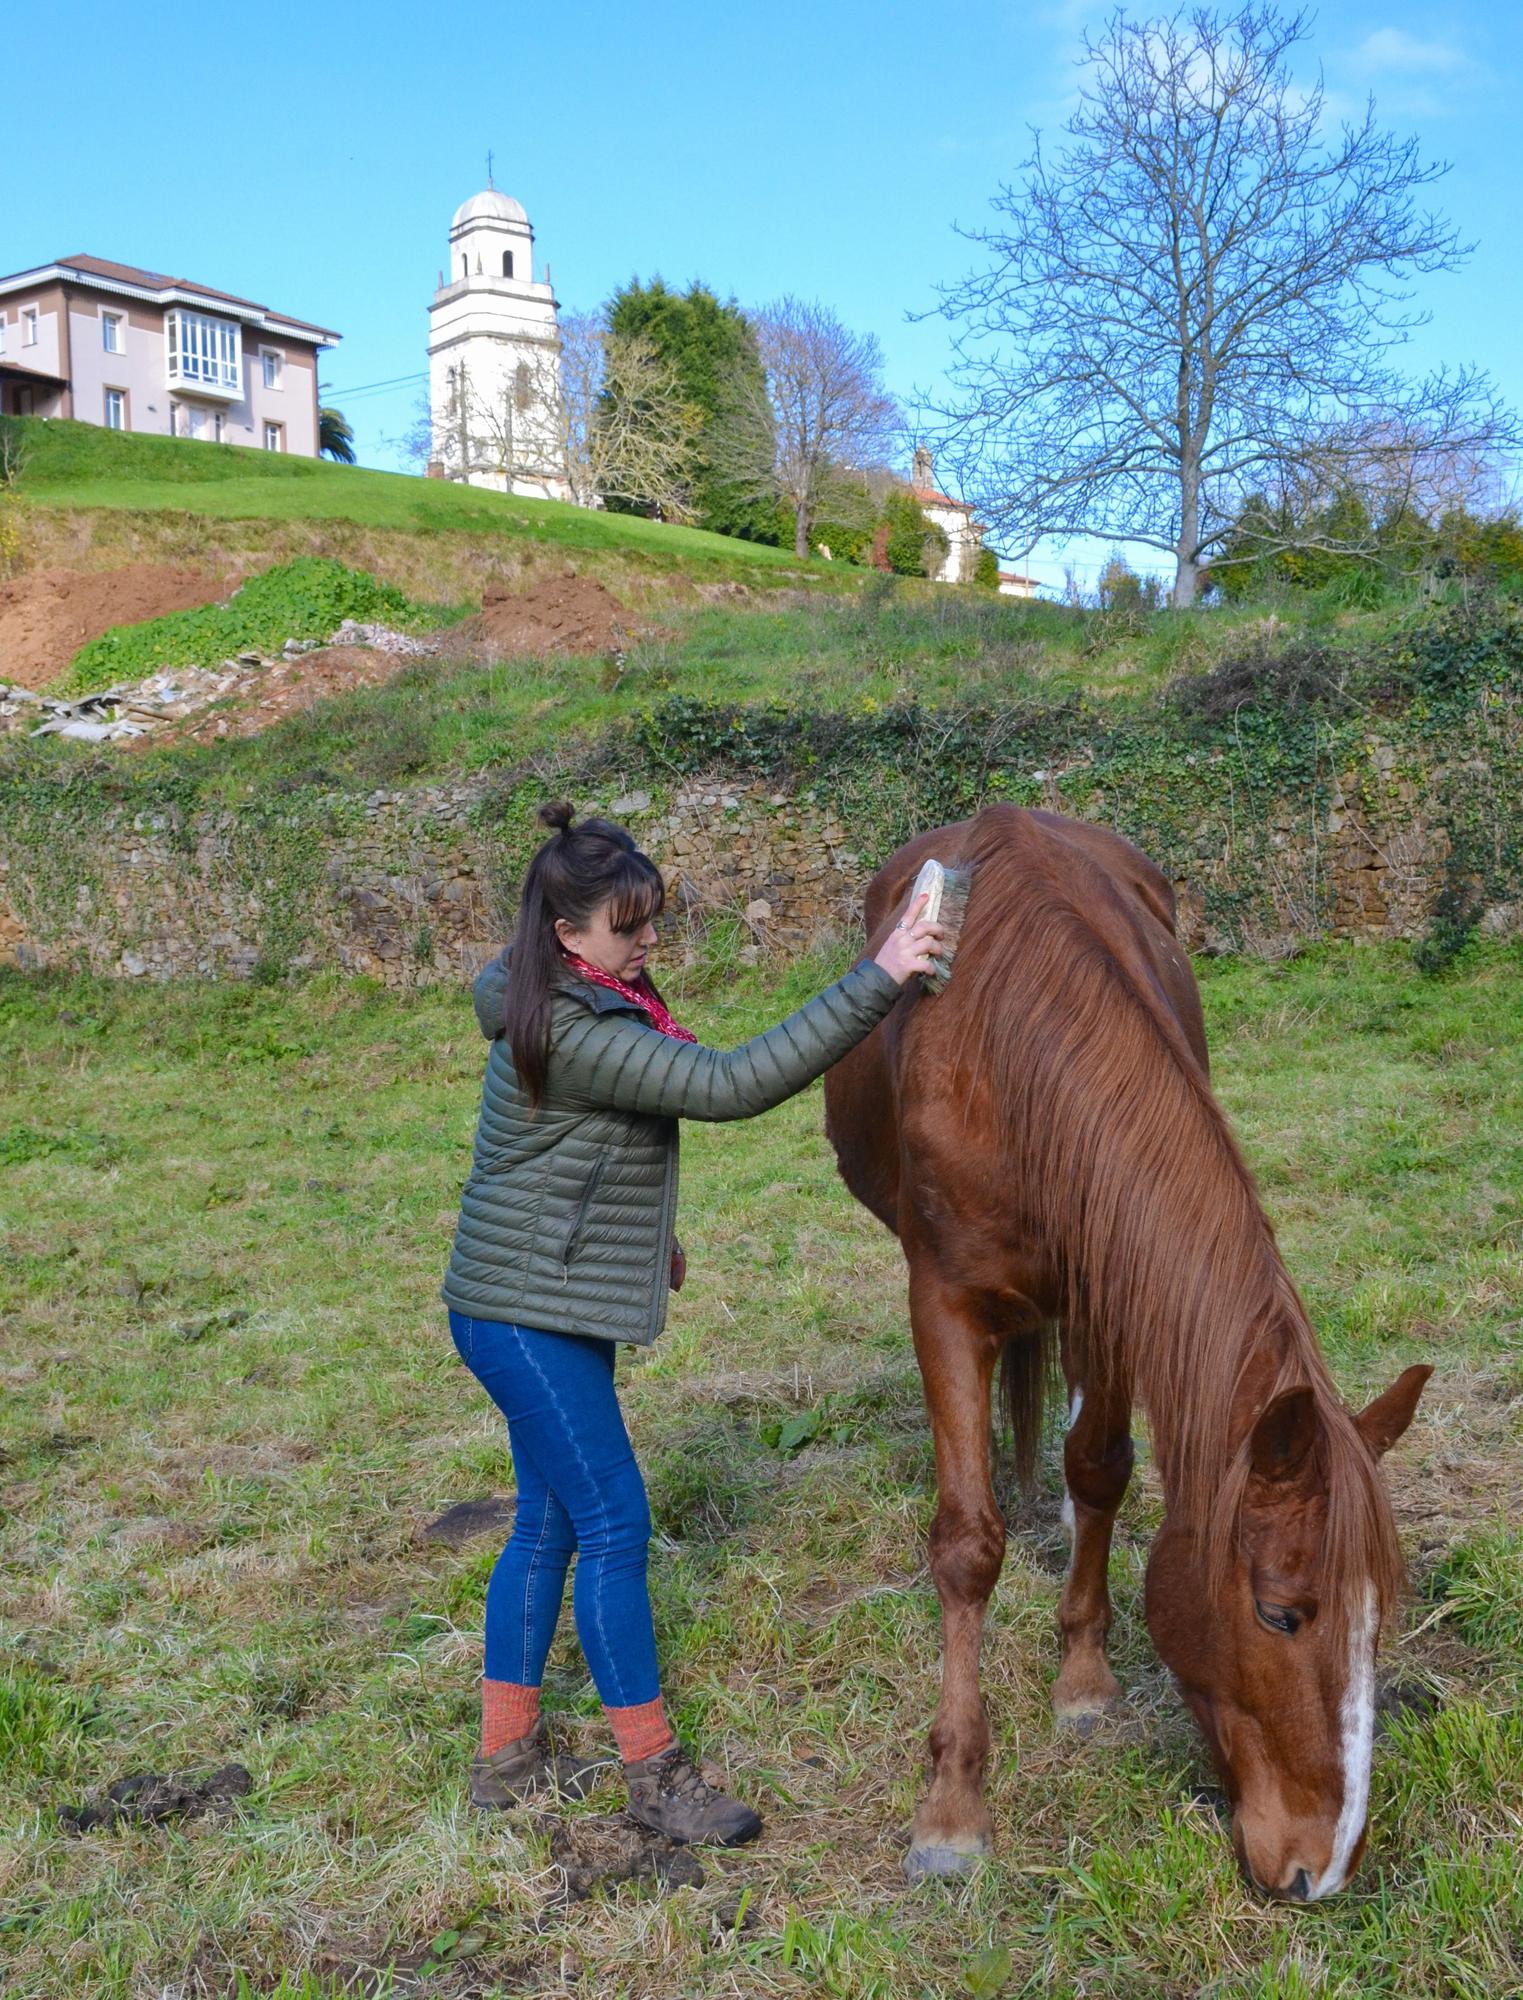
[606,279,776,539]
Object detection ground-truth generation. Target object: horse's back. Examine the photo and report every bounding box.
[826,805,1208,1239]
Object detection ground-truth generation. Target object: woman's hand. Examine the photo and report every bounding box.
[872,892,947,987]
[670,1238,687,1292]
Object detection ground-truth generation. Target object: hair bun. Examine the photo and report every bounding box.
[538,800,575,834]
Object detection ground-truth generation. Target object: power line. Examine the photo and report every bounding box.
[320,370,429,400]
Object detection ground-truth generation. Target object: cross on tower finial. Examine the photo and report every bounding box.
[486,149,495,190]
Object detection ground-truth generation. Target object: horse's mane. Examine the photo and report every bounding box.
[946,810,1403,1627]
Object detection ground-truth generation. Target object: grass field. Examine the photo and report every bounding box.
[2,941,1520,1999]
[8,421,812,588]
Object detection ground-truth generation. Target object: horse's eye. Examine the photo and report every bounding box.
[1255,1600,1303,1635]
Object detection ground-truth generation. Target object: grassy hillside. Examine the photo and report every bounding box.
[7,418,815,586]
[1,945,1518,1998]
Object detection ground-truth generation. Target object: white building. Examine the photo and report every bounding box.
[997,570,1041,599]
[427,186,569,500]
[910,445,987,584]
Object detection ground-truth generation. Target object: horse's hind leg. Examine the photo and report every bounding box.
[904,1261,1006,1881]
[1053,1347,1134,1728]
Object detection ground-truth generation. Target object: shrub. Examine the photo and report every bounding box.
[61,558,447,696]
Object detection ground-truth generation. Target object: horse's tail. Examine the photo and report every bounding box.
[999,1322,1058,1494]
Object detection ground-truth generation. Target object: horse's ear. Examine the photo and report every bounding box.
[1248,1385,1319,1484]
[1354,1364,1433,1458]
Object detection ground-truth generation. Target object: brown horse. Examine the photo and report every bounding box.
[824,805,1430,1898]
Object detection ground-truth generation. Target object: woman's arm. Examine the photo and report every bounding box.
[551,958,905,1122]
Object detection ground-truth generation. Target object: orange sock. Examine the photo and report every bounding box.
[480,1678,540,1756]
[606,1695,675,1765]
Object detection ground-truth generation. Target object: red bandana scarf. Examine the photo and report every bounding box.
[560,950,698,1044]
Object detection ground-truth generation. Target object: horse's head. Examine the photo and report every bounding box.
[1144,1364,1430,1900]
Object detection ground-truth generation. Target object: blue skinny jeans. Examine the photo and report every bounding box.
[446,1309,660,1707]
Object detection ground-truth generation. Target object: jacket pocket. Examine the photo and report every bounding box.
[557,1155,607,1280]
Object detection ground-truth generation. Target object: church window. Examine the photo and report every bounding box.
[461,254,468,280]
[513,361,532,411]
[502,252,514,278]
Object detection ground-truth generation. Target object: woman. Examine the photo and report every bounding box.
[441,802,943,1846]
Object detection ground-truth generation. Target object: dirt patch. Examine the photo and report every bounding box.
[59,1762,251,1834]
[148,644,424,748]
[451,572,637,657]
[0,564,235,690]
[542,1811,706,1901]
[421,1496,517,1547]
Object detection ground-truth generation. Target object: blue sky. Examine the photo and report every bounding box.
[9,1,1519,586]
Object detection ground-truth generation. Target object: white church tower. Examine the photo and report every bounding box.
[427,182,570,501]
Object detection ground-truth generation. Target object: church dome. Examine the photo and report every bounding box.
[452,189,528,230]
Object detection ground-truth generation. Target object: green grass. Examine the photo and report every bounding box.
[10,418,816,584]
[2,942,1520,1997]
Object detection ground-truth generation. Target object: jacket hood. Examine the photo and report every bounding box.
[471,944,647,1041]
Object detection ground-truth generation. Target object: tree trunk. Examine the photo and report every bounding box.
[1172,445,1201,609]
[794,501,811,559]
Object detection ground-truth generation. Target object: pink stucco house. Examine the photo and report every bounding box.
[0,254,341,456]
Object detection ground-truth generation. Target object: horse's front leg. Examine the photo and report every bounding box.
[904,1262,1006,1881]
[1053,1352,1134,1727]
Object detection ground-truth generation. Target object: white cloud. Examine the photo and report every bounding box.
[1352,27,1473,77]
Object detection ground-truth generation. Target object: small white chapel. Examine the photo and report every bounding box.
[426,180,570,500]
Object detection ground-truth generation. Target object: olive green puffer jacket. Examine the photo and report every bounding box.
[441,949,903,1345]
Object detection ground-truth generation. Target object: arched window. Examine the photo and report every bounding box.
[460,253,468,279]
[502,251,514,278]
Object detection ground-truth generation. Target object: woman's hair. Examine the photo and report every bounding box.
[502,801,667,1107]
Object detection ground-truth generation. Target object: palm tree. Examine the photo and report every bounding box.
[319,407,356,464]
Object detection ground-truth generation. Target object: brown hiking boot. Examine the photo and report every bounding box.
[469,1716,599,1809]
[622,1743,763,1847]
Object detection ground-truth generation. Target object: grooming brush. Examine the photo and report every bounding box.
[905,856,974,994]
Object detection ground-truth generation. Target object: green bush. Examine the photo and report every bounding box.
[972,545,1000,590]
[59,558,453,696]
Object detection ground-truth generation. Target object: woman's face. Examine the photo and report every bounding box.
[555,901,659,983]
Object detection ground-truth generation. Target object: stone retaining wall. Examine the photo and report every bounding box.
[0,755,1510,986]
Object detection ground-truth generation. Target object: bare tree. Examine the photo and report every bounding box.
[930,5,1517,607]
[715,297,901,558]
[556,314,703,516]
[404,315,701,516]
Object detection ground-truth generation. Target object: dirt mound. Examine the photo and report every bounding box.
[0,564,235,690]
[453,573,635,656]
[158,644,422,747]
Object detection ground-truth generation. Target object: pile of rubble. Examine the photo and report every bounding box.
[0,623,437,745]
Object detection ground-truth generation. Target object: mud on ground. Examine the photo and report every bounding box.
[0,563,236,690]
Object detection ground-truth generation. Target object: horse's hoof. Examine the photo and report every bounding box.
[1054,1701,1114,1737]
[904,1837,990,1882]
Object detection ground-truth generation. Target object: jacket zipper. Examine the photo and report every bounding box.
[559,1157,607,1282]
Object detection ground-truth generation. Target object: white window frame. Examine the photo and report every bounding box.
[166,307,241,393]
[259,345,285,391]
[104,388,126,431]
[22,307,38,347]
[186,405,206,440]
[263,420,284,452]
[102,311,124,354]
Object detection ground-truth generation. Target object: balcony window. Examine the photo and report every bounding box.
[167,308,241,393]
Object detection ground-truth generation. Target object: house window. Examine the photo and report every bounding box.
[166,308,240,392]
[187,406,206,440]
[502,251,514,278]
[102,312,123,353]
[260,347,284,390]
[0,319,7,355]
[22,308,38,346]
[264,421,283,452]
[17,387,34,416]
[105,388,126,430]
[213,411,226,443]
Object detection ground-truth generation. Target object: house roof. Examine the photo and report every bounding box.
[911,484,974,514]
[998,570,1040,587]
[0,254,341,344]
